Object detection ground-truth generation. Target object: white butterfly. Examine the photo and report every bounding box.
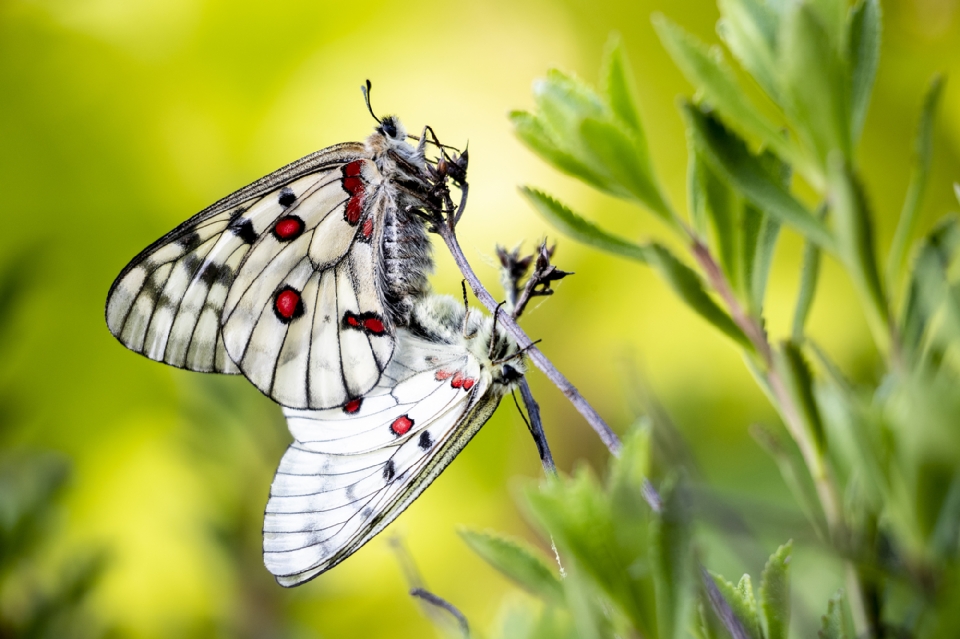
[263,295,523,586]
[105,113,465,409]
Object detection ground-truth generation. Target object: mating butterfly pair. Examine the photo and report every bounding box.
[105,109,523,586]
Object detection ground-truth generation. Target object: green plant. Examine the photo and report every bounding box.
[443,0,960,637]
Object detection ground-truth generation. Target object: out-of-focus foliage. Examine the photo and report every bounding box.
[474,0,960,637]
[2,0,960,637]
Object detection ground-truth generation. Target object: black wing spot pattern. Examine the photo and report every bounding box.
[383,460,396,482]
[418,431,433,450]
[177,232,202,251]
[278,187,297,207]
[198,261,234,287]
[227,216,257,244]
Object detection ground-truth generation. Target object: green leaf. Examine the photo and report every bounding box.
[710,572,762,639]
[716,0,780,100]
[739,204,772,318]
[792,210,825,342]
[653,14,801,172]
[511,110,613,194]
[601,33,644,136]
[520,187,654,263]
[652,479,695,639]
[818,590,849,639]
[459,528,564,605]
[646,243,752,349]
[525,468,657,636]
[780,3,852,164]
[750,426,825,535]
[683,103,835,251]
[886,75,944,293]
[827,155,890,353]
[580,117,674,222]
[848,0,881,143]
[758,541,792,639]
[690,148,742,293]
[774,340,826,453]
[900,217,960,361]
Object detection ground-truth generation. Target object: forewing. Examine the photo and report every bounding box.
[263,331,499,586]
[105,142,367,376]
[221,160,396,409]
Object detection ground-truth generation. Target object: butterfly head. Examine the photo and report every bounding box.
[377,115,407,144]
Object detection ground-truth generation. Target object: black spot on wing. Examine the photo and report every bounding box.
[383,460,395,482]
[418,431,433,450]
[198,261,234,286]
[278,187,296,207]
[178,232,202,251]
[227,216,257,244]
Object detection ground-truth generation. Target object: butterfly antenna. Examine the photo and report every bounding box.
[488,302,506,358]
[361,79,382,125]
[460,280,470,336]
[493,339,542,365]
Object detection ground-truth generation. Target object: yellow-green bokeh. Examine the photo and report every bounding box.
[2,0,959,636]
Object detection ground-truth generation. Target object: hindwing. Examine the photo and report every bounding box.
[263,327,501,586]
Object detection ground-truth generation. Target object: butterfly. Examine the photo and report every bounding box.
[262,294,524,586]
[105,101,467,409]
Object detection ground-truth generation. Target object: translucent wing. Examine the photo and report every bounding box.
[263,329,501,586]
[105,142,397,407]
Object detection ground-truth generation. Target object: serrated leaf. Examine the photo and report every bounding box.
[683,103,835,251]
[691,149,742,294]
[818,590,848,639]
[652,479,695,639]
[710,572,762,639]
[601,33,644,136]
[774,340,826,453]
[646,243,753,350]
[759,541,792,639]
[827,155,890,352]
[459,528,564,605]
[580,117,674,221]
[520,187,654,263]
[716,0,780,100]
[742,200,781,318]
[848,0,881,143]
[511,110,612,193]
[653,14,800,172]
[524,468,657,637]
[886,75,944,293]
[900,217,960,361]
[792,211,824,341]
[780,4,852,164]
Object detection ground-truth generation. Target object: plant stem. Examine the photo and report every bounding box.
[691,239,873,637]
[435,220,622,456]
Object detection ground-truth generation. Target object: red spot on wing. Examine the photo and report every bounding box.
[462,378,476,390]
[362,317,385,335]
[450,372,465,388]
[345,192,365,225]
[435,370,453,381]
[343,398,362,414]
[343,160,364,178]
[273,215,304,241]
[274,288,302,321]
[342,161,366,225]
[346,314,360,327]
[361,217,374,240]
[390,415,414,436]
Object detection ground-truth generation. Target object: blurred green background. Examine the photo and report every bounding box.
[1,0,959,636]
